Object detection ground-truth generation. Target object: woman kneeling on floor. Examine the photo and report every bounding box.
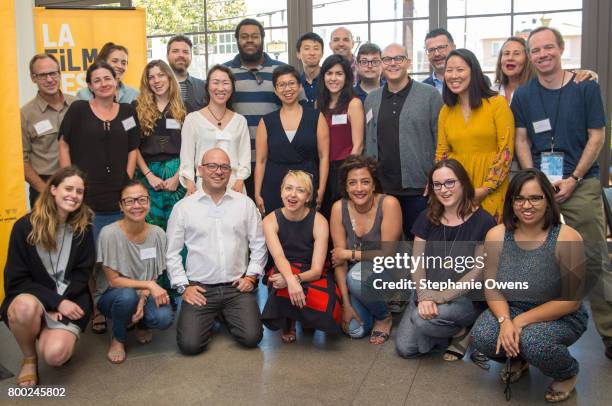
[395,159,496,359]
[1,167,95,386]
[471,169,587,403]
[261,170,342,342]
[96,180,173,363]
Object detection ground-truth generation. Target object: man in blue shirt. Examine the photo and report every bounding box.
[512,26,611,361]
[423,28,455,93]
[296,32,323,109]
[353,43,384,103]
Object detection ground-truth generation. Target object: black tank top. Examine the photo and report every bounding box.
[274,208,315,267]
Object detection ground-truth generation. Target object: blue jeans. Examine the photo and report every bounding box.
[97,287,174,343]
[93,211,122,242]
[345,263,390,338]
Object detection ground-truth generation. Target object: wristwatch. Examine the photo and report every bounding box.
[176,284,188,295]
[570,173,583,183]
[497,315,510,324]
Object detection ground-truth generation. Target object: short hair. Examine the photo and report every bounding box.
[356,43,382,60]
[205,64,236,110]
[29,53,60,75]
[494,37,534,87]
[527,26,565,50]
[281,170,314,203]
[426,159,475,225]
[120,179,148,198]
[338,155,382,199]
[167,34,193,53]
[86,61,116,84]
[502,168,561,231]
[296,32,324,51]
[235,18,265,40]
[96,42,128,63]
[272,64,300,87]
[425,28,454,44]
[442,48,497,109]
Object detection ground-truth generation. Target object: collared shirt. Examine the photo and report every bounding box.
[76,82,139,103]
[353,79,385,103]
[300,71,319,109]
[428,72,444,94]
[166,188,267,286]
[179,73,207,113]
[223,53,285,161]
[21,92,76,175]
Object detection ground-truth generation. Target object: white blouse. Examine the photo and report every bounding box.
[179,111,251,191]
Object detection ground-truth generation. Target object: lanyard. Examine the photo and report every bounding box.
[48,226,68,289]
[103,120,112,175]
[536,71,567,152]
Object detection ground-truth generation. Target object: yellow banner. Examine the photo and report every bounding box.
[33,7,147,95]
[0,1,27,303]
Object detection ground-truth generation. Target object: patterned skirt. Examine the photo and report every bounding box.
[261,262,342,334]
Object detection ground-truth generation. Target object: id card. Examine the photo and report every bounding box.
[216,132,231,141]
[541,152,564,182]
[166,118,181,129]
[56,279,69,295]
[122,116,137,131]
[140,247,157,260]
[533,118,552,134]
[33,119,53,135]
[331,114,348,125]
[366,109,373,124]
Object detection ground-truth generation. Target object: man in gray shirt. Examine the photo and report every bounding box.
[167,35,207,112]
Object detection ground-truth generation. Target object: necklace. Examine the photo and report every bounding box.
[442,220,463,271]
[208,106,227,127]
[353,196,375,214]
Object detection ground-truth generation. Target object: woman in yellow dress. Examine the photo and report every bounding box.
[436,48,514,222]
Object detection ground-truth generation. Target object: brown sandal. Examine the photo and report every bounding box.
[545,386,576,403]
[17,357,38,387]
[281,320,297,344]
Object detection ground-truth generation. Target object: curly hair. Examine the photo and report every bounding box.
[338,155,382,199]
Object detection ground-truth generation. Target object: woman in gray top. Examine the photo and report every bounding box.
[330,155,402,344]
[97,180,173,364]
[472,169,587,403]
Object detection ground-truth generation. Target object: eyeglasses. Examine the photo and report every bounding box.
[276,80,299,90]
[250,69,263,85]
[381,56,409,65]
[512,195,545,206]
[202,163,232,173]
[432,179,458,191]
[121,196,150,206]
[425,45,449,55]
[358,59,382,67]
[33,71,60,80]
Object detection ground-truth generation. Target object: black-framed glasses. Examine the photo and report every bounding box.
[276,80,299,90]
[512,195,545,206]
[250,69,263,85]
[121,196,150,206]
[425,45,449,55]
[381,56,408,65]
[432,179,458,191]
[202,163,232,173]
[33,71,60,80]
[358,59,382,67]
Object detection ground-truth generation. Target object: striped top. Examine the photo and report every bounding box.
[223,53,285,161]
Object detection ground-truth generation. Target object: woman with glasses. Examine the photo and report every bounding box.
[1,167,95,387]
[436,49,514,222]
[317,54,364,218]
[395,159,495,360]
[255,64,330,215]
[180,64,250,195]
[261,171,341,343]
[134,60,186,230]
[97,180,173,364]
[472,169,587,403]
[330,155,402,344]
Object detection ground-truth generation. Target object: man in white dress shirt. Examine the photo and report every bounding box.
[166,148,267,355]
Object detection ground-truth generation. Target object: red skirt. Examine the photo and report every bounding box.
[261,262,342,334]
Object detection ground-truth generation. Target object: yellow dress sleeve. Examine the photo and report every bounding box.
[435,105,450,162]
[483,96,515,190]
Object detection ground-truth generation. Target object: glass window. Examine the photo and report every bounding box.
[370,19,430,73]
[370,0,429,21]
[447,0,510,17]
[313,23,368,62]
[313,0,368,25]
[514,0,582,13]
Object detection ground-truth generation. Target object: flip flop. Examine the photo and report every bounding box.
[16,357,38,387]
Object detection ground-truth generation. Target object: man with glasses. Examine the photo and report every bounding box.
[511,26,612,359]
[296,32,324,108]
[224,18,285,197]
[167,148,267,355]
[166,35,206,112]
[364,43,442,240]
[329,27,359,85]
[423,28,456,93]
[21,53,76,208]
[354,42,384,103]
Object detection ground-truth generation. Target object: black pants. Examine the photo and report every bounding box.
[392,194,427,241]
[28,175,51,208]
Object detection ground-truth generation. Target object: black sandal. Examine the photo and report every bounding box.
[443,327,470,361]
[91,313,107,334]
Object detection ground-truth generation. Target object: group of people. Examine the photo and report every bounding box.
[3,16,611,403]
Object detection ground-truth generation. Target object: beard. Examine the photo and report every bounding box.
[238,43,264,63]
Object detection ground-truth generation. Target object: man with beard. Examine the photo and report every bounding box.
[329,27,359,85]
[423,28,456,94]
[224,18,285,197]
[166,35,206,112]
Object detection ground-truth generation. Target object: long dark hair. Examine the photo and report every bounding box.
[205,64,236,110]
[442,48,497,109]
[317,54,354,115]
[502,169,561,231]
[426,159,475,225]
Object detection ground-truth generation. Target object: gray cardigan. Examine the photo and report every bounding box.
[364,80,443,190]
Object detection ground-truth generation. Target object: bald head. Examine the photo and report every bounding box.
[382,43,408,58]
[381,43,411,86]
[202,147,230,165]
[330,27,355,60]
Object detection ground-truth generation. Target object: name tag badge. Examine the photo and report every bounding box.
[540,152,564,182]
[331,114,348,125]
[166,118,181,130]
[56,279,69,295]
[533,118,552,134]
[366,109,373,124]
[208,205,225,218]
[216,132,232,141]
[140,247,157,260]
[33,119,53,135]
[122,116,137,131]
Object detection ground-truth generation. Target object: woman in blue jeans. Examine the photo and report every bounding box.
[330,155,402,344]
[96,180,173,363]
[395,159,496,360]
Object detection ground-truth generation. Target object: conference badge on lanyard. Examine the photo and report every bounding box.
[541,152,564,183]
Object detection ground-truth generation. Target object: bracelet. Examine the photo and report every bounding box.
[351,248,356,261]
[243,275,257,285]
[144,170,151,176]
[295,274,302,283]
